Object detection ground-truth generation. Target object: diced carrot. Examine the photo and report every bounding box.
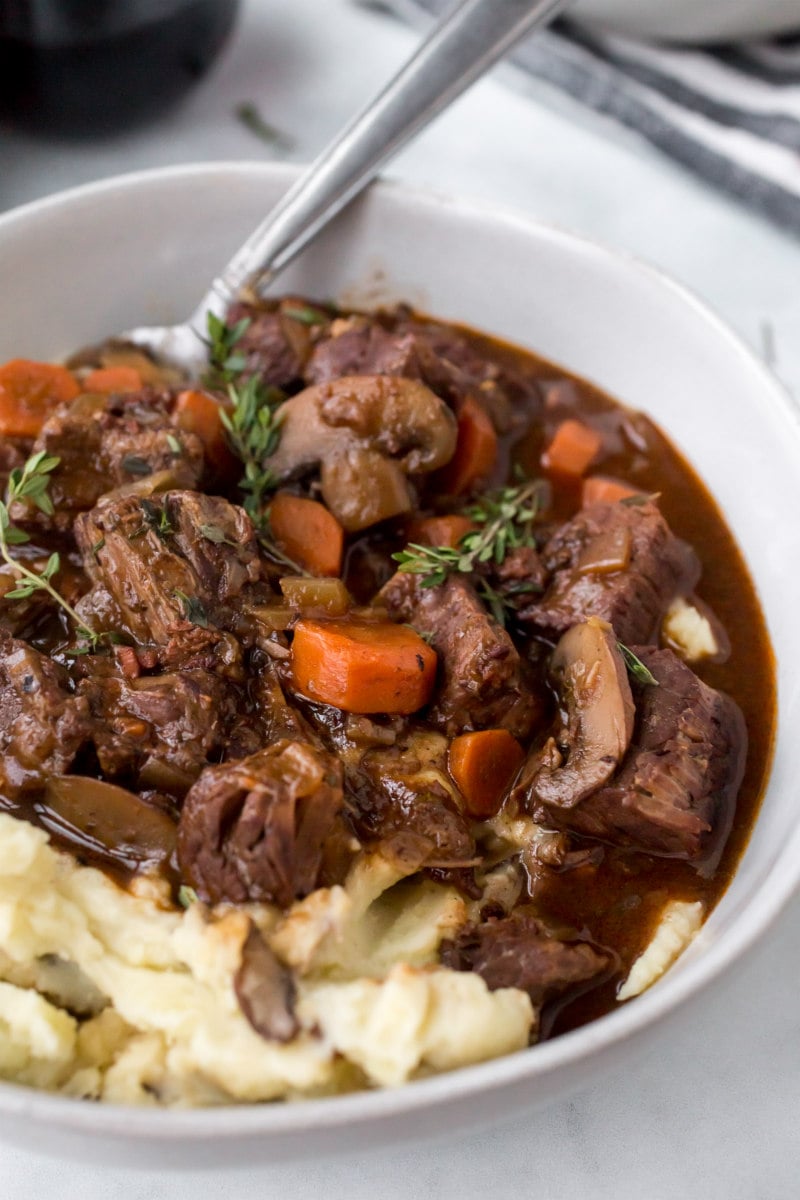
[173,388,233,472]
[269,492,344,577]
[439,395,498,495]
[0,358,80,437]
[407,514,476,549]
[448,729,525,820]
[581,475,641,507]
[83,366,143,394]
[542,419,603,479]
[291,618,437,714]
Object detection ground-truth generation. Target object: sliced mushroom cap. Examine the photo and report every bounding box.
[524,618,635,810]
[265,375,458,531]
[234,923,299,1043]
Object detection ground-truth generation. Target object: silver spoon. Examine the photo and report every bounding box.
[126,0,570,374]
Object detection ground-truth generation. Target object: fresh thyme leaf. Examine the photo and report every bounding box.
[166,434,183,456]
[121,455,152,477]
[131,499,172,542]
[282,305,327,327]
[0,457,99,646]
[618,642,659,687]
[178,885,199,909]
[91,537,105,559]
[235,101,294,151]
[174,589,209,628]
[620,491,660,508]
[393,480,545,610]
[199,523,239,548]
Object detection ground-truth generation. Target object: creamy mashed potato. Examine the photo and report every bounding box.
[617,900,704,1002]
[0,814,533,1105]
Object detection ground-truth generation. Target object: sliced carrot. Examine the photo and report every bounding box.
[542,419,603,479]
[269,492,344,577]
[0,358,79,437]
[448,729,525,820]
[581,475,641,507]
[173,388,233,472]
[439,395,498,496]
[291,618,437,714]
[407,514,476,549]
[83,366,143,394]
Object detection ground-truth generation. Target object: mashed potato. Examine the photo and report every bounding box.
[0,814,533,1105]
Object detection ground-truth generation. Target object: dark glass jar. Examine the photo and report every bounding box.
[0,0,240,137]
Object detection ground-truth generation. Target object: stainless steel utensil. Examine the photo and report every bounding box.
[125,0,569,373]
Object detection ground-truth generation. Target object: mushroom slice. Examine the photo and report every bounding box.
[234,923,299,1043]
[523,618,635,810]
[264,375,458,531]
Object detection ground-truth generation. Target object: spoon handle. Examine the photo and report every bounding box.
[193,0,569,332]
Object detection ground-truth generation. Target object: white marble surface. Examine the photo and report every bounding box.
[2,0,799,1195]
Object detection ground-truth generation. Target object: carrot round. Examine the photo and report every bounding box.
[291,618,437,714]
[83,366,143,394]
[448,729,525,819]
[581,475,641,507]
[439,395,497,495]
[269,492,344,577]
[542,419,603,479]
[407,514,476,549]
[0,358,79,437]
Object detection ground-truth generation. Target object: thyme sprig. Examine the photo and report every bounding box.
[393,480,544,589]
[205,312,250,387]
[618,643,659,687]
[0,451,99,647]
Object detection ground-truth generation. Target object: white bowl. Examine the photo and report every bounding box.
[0,162,799,1167]
[576,0,800,42]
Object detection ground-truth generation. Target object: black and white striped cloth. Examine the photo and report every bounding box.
[364,0,800,237]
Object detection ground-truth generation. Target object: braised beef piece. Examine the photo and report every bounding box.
[521,500,700,645]
[0,638,90,796]
[379,571,542,739]
[11,391,204,533]
[74,490,262,650]
[441,912,613,1007]
[78,666,238,797]
[527,647,747,861]
[177,740,347,907]
[347,740,476,869]
[226,302,316,390]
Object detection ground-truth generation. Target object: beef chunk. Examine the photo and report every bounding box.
[0,638,90,796]
[441,912,612,1007]
[521,500,700,645]
[380,572,541,739]
[226,302,315,390]
[347,732,476,869]
[74,490,262,648]
[528,647,747,861]
[78,667,238,797]
[12,391,204,533]
[177,740,345,906]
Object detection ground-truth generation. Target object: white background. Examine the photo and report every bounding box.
[1,1,799,1195]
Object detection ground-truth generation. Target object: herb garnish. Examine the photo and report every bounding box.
[121,454,152,477]
[205,312,250,387]
[166,433,183,456]
[393,481,544,588]
[131,498,172,542]
[0,451,100,647]
[618,643,659,687]
[234,102,294,152]
[173,589,209,628]
[199,523,239,549]
[178,884,199,909]
[282,305,327,327]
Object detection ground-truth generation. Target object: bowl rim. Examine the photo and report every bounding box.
[0,160,798,1140]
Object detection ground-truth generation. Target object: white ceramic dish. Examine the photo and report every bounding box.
[576,0,800,43]
[0,162,798,1168]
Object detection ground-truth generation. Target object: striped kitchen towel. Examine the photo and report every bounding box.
[362,0,800,237]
